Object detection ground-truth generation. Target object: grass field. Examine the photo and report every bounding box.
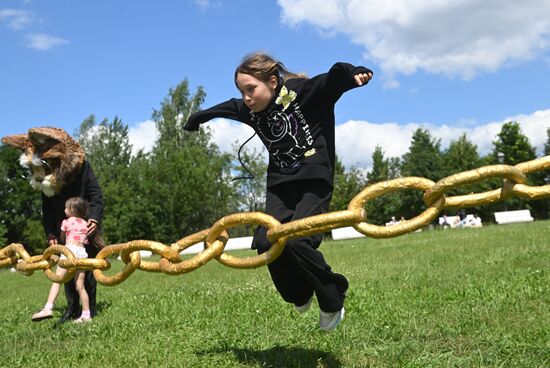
[1,221,549,367]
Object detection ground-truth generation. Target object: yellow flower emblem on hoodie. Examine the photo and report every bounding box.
[275,86,297,111]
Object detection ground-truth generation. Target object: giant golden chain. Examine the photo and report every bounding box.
[1,156,549,286]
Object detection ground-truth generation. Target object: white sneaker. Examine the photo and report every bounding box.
[31,308,53,321]
[319,307,345,331]
[294,296,314,314]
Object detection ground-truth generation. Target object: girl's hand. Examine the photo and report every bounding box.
[354,72,373,86]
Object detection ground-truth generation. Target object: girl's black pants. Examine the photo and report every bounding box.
[252,179,348,313]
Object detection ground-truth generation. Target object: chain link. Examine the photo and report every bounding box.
[2,156,549,286]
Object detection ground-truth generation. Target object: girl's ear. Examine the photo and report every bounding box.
[269,75,278,90]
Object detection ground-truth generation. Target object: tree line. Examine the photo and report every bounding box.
[1,80,549,254]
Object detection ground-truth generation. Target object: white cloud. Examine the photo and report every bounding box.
[1,9,70,51]
[335,120,414,169]
[278,0,550,87]
[128,120,158,155]
[127,118,266,158]
[128,111,549,171]
[204,118,266,155]
[335,109,550,170]
[26,33,69,50]
[194,0,209,8]
[0,8,32,30]
[193,0,221,10]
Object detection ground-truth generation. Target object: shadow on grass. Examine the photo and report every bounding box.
[50,300,112,329]
[198,345,342,368]
[95,300,112,315]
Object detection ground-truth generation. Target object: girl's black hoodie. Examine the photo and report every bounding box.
[185,62,372,188]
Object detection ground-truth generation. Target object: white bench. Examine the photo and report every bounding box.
[180,236,253,255]
[494,209,534,224]
[117,236,255,259]
[331,226,365,240]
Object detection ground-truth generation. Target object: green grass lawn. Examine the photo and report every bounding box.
[1,221,549,367]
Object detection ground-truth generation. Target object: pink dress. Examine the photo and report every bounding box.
[61,217,89,245]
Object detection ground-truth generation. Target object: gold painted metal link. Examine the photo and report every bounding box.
[423,165,526,206]
[1,156,548,285]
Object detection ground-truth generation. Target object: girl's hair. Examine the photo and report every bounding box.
[65,197,88,218]
[234,52,307,87]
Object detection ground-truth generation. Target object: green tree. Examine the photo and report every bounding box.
[231,142,267,213]
[387,157,401,180]
[22,220,47,253]
[545,127,550,156]
[489,121,540,217]
[76,115,133,183]
[366,145,402,184]
[401,128,444,180]
[75,115,142,244]
[330,155,365,212]
[443,133,481,176]
[366,145,388,184]
[363,145,402,225]
[399,128,444,220]
[0,222,7,246]
[542,128,550,219]
[491,121,536,164]
[440,133,490,218]
[229,143,267,237]
[0,145,42,253]
[153,79,206,150]
[148,80,237,242]
[530,126,550,219]
[107,152,159,243]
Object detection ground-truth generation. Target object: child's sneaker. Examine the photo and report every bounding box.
[319,307,345,331]
[31,308,53,321]
[73,316,92,324]
[294,296,313,314]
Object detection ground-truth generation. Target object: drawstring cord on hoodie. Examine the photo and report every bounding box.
[231,131,257,181]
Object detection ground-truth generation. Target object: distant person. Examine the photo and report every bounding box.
[32,197,92,323]
[386,216,398,226]
[185,52,373,331]
[457,209,467,227]
[441,215,451,229]
[470,214,483,228]
[454,217,464,227]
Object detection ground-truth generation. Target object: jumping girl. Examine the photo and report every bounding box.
[185,52,373,331]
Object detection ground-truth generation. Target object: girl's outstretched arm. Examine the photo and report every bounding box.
[184,98,247,131]
[323,62,373,102]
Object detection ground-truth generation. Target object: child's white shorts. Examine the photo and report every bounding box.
[60,244,88,259]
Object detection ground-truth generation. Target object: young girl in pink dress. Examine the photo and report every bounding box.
[32,197,92,323]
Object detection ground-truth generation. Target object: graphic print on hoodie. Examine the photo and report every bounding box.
[251,98,315,172]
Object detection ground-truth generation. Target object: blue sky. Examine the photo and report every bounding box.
[1,0,549,169]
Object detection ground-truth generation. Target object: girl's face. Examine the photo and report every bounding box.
[236,72,277,112]
[64,206,72,217]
